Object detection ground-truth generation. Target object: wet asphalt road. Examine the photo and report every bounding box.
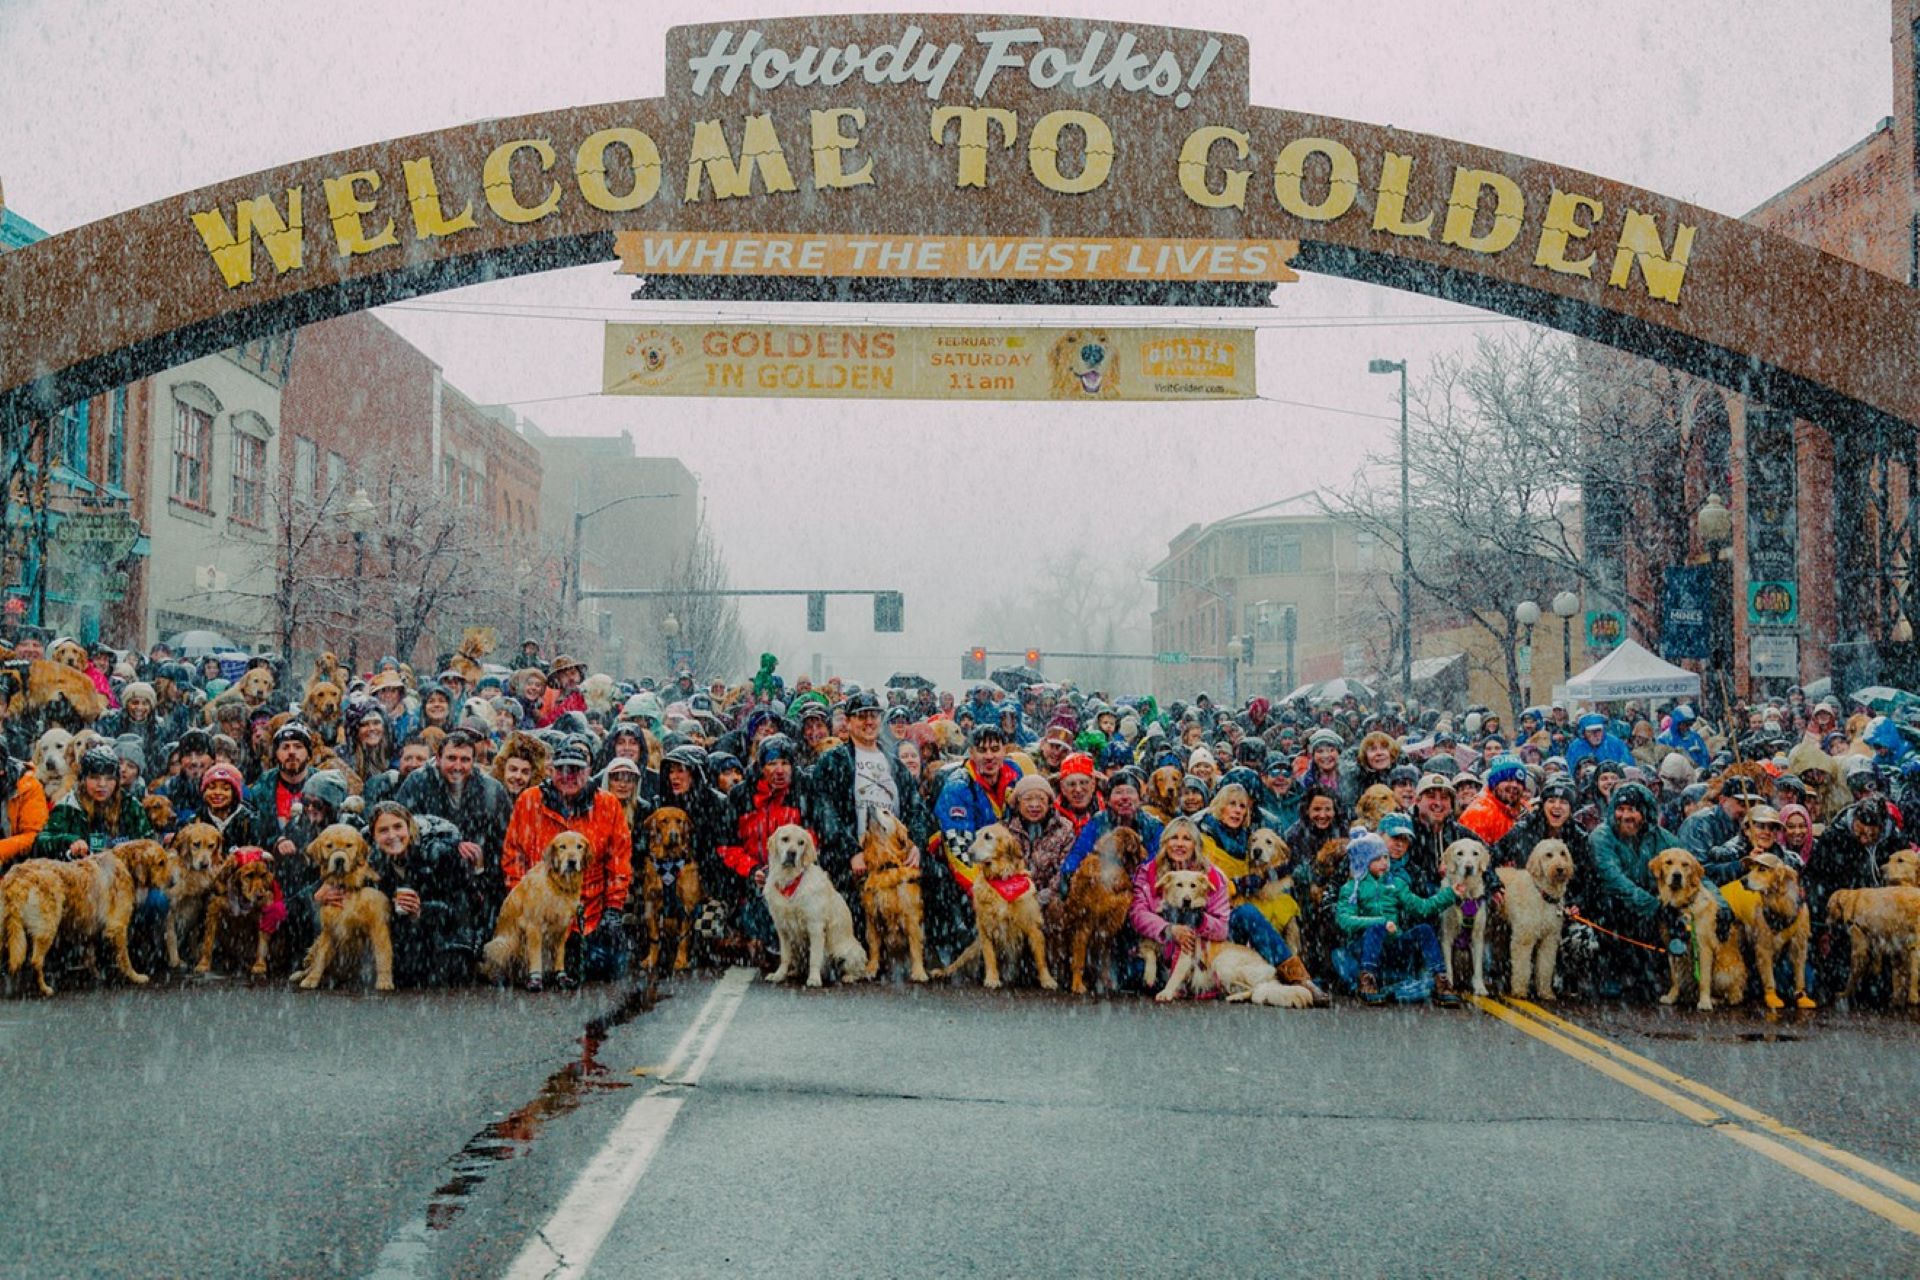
[2,971,1918,1278]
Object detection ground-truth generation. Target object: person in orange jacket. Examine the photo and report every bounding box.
[0,755,50,867]
[501,737,632,984]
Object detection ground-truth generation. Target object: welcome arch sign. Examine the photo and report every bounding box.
[3,13,1916,434]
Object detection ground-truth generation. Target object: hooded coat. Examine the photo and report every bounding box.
[1784,741,1854,823]
[806,738,933,892]
[1580,782,1675,934]
[393,761,513,912]
[371,813,488,987]
[501,778,631,935]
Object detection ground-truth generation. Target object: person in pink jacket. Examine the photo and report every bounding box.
[1130,815,1327,1003]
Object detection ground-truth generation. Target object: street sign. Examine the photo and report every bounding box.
[1156,651,1190,665]
[1515,644,1533,677]
[1749,633,1799,678]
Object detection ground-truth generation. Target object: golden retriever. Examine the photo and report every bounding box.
[196,850,281,978]
[763,825,868,987]
[858,808,928,982]
[142,793,179,838]
[935,824,1056,990]
[483,831,588,990]
[2,843,169,995]
[1648,847,1747,1010]
[639,806,703,973]
[163,822,225,970]
[1244,828,1304,957]
[1354,784,1399,831]
[1056,826,1147,995]
[1142,766,1184,824]
[32,726,73,797]
[302,681,344,746]
[1827,885,1920,1005]
[291,824,393,991]
[4,659,108,724]
[1150,867,1313,1007]
[1495,839,1575,1000]
[204,666,275,724]
[1883,849,1920,887]
[1722,853,1814,1010]
[48,638,89,672]
[1047,328,1119,399]
[1438,838,1492,996]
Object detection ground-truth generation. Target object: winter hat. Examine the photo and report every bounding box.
[1180,774,1212,801]
[79,747,120,778]
[1058,752,1096,778]
[1378,812,1414,840]
[1658,752,1697,786]
[1347,828,1388,879]
[1485,754,1528,788]
[114,735,145,771]
[301,770,349,811]
[604,757,642,779]
[1540,776,1578,804]
[1308,729,1344,751]
[1188,746,1218,770]
[201,762,246,795]
[1010,772,1054,804]
[121,681,156,707]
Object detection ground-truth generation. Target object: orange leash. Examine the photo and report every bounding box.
[1565,909,1665,954]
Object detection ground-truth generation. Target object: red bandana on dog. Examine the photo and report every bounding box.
[777,874,804,899]
[984,874,1032,903]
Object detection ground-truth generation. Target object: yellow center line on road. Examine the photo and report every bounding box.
[1504,996,1920,1208]
[1470,995,1920,1239]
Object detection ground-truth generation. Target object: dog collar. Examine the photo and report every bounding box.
[984,874,1032,903]
[777,874,803,898]
[1460,899,1479,919]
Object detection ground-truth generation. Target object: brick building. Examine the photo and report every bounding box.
[1590,0,1920,696]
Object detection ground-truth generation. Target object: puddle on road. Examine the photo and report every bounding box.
[420,977,665,1231]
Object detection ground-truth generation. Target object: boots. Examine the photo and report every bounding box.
[1278,955,1331,1007]
[1433,972,1462,1008]
[1358,971,1386,1005]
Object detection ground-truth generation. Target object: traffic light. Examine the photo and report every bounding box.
[962,646,987,679]
[1241,634,1255,663]
[873,590,903,633]
[806,591,826,632]
[1025,648,1042,669]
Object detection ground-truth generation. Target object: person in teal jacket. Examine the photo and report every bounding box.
[1578,781,1678,998]
[1334,827,1461,1006]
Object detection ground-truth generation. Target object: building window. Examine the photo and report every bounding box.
[171,398,213,507]
[232,430,266,525]
[326,451,347,498]
[1354,530,1377,570]
[108,389,126,488]
[54,399,90,476]
[294,436,317,500]
[1251,533,1280,574]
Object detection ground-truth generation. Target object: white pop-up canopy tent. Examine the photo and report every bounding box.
[1551,639,1701,705]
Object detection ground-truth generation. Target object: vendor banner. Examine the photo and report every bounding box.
[602,322,1255,400]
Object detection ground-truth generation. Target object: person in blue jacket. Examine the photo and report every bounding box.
[1657,705,1712,769]
[1565,713,1633,772]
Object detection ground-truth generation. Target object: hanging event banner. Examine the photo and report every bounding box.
[602,323,1255,399]
[1744,407,1799,629]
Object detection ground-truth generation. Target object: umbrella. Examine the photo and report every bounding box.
[989,666,1043,692]
[1280,681,1320,703]
[1311,677,1376,705]
[886,672,935,690]
[1801,677,1833,701]
[1849,685,1918,714]
[165,629,240,657]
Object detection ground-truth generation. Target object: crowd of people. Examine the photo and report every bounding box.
[1,627,1915,1009]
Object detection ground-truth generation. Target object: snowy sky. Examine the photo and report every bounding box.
[0,0,1893,681]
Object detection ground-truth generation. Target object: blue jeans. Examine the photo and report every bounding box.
[1358,922,1443,976]
[1229,904,1294,967]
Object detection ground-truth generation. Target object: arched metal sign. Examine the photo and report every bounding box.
[3,13,1914,432]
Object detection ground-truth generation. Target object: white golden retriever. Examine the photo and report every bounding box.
[1438,838,1492,996]
[1496,839,1575,1001]
[763,825,869,988]
[1151,869,1312,1007]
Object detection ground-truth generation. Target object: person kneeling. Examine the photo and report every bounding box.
[1335,827,1462,1007]
[364,801,487,987]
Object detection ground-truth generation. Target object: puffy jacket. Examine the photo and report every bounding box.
[502,781,632,934]
[718,776,806,881]
[935,759,1022,863]
[1333,871,1458,935]
[1007,813,1077,908]
[1657,725,1712,769]
[1060,810,1163,882]
[371,813,488,986]
[1458,790,1527,848]
[1566,731,1634,773]
[33,789,154,859]
[1582,785,1675,934]
[0,766,50,866]
[1677,803,1738,857]
[1129,855,1230,962]
[1804,804,1892,919]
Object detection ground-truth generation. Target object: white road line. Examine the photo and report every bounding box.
[501,967,754,1280]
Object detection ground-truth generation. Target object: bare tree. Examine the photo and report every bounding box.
[353,459,512,665]
[650,512,746,679]
[210,469,354,659]
[1327,330,1683,721]
[963,545,1151,689]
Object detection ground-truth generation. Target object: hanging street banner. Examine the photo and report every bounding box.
[602,322,1255,400]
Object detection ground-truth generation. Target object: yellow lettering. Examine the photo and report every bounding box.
[482,138,563,224]
[684,114,798,202]
[322,170,399,257]
[1178,126,1250,210]
[1608,208,1697,303]
[808,108,874,191]
[1027,110,1113,195]
[1273,138,1358,222]
[1440,167,1525,254]
[188,189,304,288]
[401,157,477,240]
[1533,188,1605,278]
[1372,152,1433,239]
[575,128,662,212]
[930,106,1018,188]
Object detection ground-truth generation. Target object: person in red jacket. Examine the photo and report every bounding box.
[1458,754,1531,848]
[717,734,809,964]
[502,737,632,981]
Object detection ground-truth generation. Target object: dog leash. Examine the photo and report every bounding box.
[1564,908,1665,955]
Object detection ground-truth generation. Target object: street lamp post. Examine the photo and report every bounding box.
[567,491,679,611]
[514,558,533,653]
[1369,358,1412,697]
[342,486,378,676]
[1552,590,1580,684]
[659,609,681,674]
[1514,599,1541,705]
